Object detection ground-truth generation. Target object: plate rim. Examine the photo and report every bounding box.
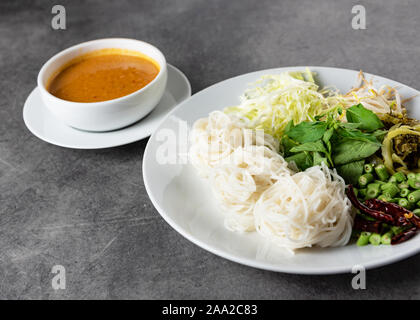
[23,64,192,149]
[143,65,420,274]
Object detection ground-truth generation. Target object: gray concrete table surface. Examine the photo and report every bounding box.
[0,0,419,299]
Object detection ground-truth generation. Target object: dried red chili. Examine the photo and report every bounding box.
[353,215,383,233]
[365,199,420,228]
[346,185,395,224]
[391,227,418,245]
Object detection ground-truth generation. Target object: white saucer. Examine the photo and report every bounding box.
[23,64,191,149]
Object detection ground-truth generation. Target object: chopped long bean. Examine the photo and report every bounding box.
[369,233,381,246]
[398,198,410,209]
[393,172,406,183]
[408,178,420,189]
[357,232,371,246]
[378,195,398,203]
[366,183,381,199]
[398,182,409,189]
[359,173,374,187]
[364,164,374,174]
[381,183,400,198]
[408,190,420,203]
[398,198,413,210]
[400,188,410,198]
[375,164,389,181]
[388,176,397,183]
[391,226,403,235]
[378,194,391,202]
[381,232,393,245]
[407,172,416,180]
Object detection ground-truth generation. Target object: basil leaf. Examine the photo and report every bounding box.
[285,152,313,170]
[281,136,299,156]
[346,104,384,131]
[290,140,327,154]
[336,160,365,185]
[332,138,381,165]
[284,120,294,133]
[286,121,328,143]
[339,122,361,130]
[313,152,328,166]
[335,127,379,143]
[322,127,334,153]
[372,129,387,142]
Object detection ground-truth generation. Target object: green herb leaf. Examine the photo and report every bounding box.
[323,127,334,143]
[346,104,384,131]
[372,129,387,142]
[284,120,294,133]
[322,127,334,153]
[285,152,313,170]
[332,138,381,165]
[336,160,365,185]
[281,136,300,156]
[313,152,328,166]
[286,121,328,143]
[290,140,327,154]
[339,122,361,130]
[335,127,379,143]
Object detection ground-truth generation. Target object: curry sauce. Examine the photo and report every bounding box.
[47,49,160,103]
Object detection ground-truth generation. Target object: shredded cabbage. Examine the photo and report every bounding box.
[224,70,341,140]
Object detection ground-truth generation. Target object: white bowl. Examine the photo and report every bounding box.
[37,38,167,132]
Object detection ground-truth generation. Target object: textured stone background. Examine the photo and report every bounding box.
[0,0,419,299]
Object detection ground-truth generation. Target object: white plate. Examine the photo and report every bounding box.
[23,64,191,149]
[143,66,420,274]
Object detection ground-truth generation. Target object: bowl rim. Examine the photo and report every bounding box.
[37,38,167,106]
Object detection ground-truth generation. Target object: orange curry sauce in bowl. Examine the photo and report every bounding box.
[47,49,160,103]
